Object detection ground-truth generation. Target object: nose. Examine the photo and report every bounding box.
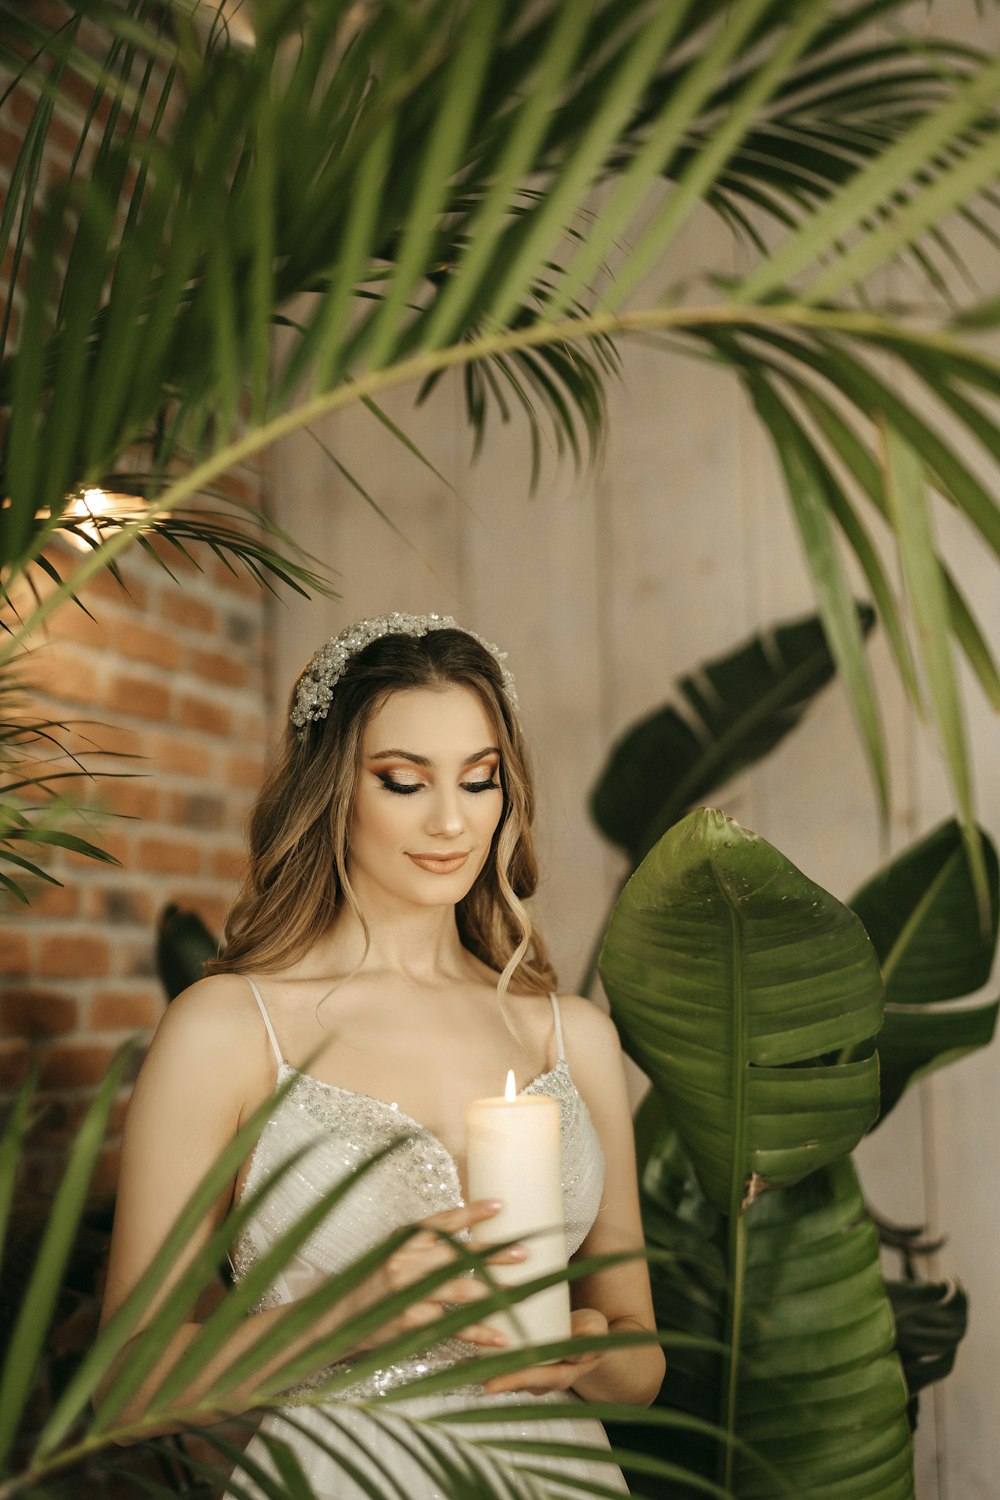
[423,783,465,840]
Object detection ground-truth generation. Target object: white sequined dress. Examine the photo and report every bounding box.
[225,979,629,1499]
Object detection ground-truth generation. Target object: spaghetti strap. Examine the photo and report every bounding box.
[246,977,283,1075]
[548,991,566,1062]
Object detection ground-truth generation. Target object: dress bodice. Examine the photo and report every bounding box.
[228,981,607,1399]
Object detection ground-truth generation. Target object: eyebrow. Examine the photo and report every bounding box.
[367,746,500,768]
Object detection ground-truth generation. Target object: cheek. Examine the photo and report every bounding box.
[479,794,505,841]
[351,786,412,848]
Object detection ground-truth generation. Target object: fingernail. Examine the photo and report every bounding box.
[485,1199,503,1210]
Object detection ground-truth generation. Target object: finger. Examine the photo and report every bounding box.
[457,1321,509,1348]
[484,1244,528,1265]
[422,1200,502,1234]
[483,1356,600,1395]
[432,1276,496,1305]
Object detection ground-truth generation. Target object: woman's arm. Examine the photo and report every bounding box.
[97,976,318,1429]
[99,978,511,1434]
[483,996,665,1406]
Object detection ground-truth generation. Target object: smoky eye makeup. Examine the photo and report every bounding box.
[461,762,500,792]
[374,768,424,795]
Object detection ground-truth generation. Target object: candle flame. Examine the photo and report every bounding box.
[504,1069,517,1101]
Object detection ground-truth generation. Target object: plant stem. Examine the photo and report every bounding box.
[718,861,748,1493]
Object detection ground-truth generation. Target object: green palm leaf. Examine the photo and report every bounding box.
[590,607,876,868]
[3,1060,723,1500]
[848,820,1000,1122]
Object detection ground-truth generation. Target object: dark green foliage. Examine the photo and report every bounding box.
[156,904,219,1001]
[849,820,999,1122]
[590,607,875,865]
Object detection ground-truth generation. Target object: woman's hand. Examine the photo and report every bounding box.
[481,1307,610,1395]
[354,1199,524,1352]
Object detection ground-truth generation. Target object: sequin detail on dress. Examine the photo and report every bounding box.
[226,988,626,1497]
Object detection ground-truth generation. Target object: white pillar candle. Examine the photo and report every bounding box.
[466,1070,571,1348]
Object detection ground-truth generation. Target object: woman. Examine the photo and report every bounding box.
[99,613,664,1498]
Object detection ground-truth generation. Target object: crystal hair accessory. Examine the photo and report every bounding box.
[291,612,519,731]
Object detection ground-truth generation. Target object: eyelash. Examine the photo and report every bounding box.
[377,774,500,796]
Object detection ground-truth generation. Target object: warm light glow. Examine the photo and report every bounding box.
[504,1069,517,1101]
[60,487,145,550]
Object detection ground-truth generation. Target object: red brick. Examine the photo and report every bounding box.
[61,1088,133,1137]
[40,1042,114,1088]
[92,1143,121,1197]
[62,830,130,868]
[189,896,229,934]
[29,649,100,705]
[211,846,247,881]
[91,988,161,1031]
[88,885,155,926]
[80,567,148,610]
[142,533,199,575]
[0,987,78,1037]
[60,66,113,126]
[23,880,79,918]
[214,470,262,506]
[161,593,216,633]
[0,931,31,975]
[188,647,248,687]
[65,722,143,758]
[137,836,201,875]
[45,110,79,160]
[103,779,160,819]
[0,1040,30,1089]
[211,557,260,598]
[179,695,231,737]
[117,621,182,671]
[30,1097,74,1151]
[109,1094,132,1135]
[226,751,265,790]
[108,675,171,721]
[37,933,111,978]
[150,733,213,778]
[168,791,226,828]
[44,607,108,649]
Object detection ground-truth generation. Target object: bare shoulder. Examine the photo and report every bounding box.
[139,972,274,1105]
[154,972,262,1047]
[555,993,623,1055]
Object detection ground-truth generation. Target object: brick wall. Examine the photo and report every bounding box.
[1,523,272,1195]
[0,5,275,1194]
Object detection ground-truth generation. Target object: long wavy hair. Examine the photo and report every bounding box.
[206,628,557,1003]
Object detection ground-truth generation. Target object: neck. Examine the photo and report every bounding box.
[305,876,474,986]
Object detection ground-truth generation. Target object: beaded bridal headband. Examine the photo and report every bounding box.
[291,612,519,732]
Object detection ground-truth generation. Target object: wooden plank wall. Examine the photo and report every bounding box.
[266,12,999,1485]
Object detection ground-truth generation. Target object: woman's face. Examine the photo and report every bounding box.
[348,684,505,908]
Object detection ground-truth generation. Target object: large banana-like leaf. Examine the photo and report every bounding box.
[848,820,1000,1123]
[599,807,883,1212]
[620,1122,913,1499]
[590,606,875,867]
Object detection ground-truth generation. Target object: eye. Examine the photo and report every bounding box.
[377,773,423,796]
[461,770,500,794]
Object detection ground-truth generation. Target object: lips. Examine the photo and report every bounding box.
[406,851,471,874]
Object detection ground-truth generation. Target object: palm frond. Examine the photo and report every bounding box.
[1,0,998,876]
[2,1062,727,1500]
